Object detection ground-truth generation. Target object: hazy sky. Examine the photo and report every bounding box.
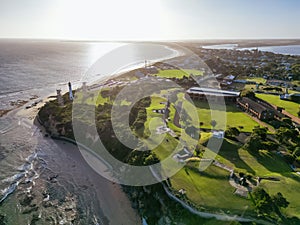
[0,0,299,40]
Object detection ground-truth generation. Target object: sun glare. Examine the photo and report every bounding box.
[50,0,163,40]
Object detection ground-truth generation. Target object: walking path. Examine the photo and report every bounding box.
[150,160,273,224]
[282,109,300,125]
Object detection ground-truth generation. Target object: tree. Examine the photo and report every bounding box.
[144,154,159,165]
[282,118,293,126]
[195,148,201,157]
[252,187,274,215]
[253,127,268,140]
[244,133,263,152]
[272,192,289,209]
[241,90,255,98]
[293,147,300,157]
[255,199,274,215]
[262,141,279,151]
[275,127,293,143]
[244,127,269,152]
[226,127,240,137]
[291,64,300,80]
[0,214,7,225]
[252,188,290,218]
[283,153,295,164]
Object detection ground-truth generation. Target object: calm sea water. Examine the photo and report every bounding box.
[240,45,300,55]
[202,44,300,55]
[0,40,176,110]
[0,40,124,110]
[0,40,175,224]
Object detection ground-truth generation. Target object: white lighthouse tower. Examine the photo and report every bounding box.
[68,82,74,101]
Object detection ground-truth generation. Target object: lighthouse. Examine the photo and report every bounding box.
[56,89,64,106]
[68,82,74,101]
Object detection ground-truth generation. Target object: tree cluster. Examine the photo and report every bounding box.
[252,187,289,219]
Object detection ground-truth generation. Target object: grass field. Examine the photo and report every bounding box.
[143,92,300,218]
[246,77,267,84]
[205,138,300,218]
[170,164,254,215]
[256,93,299,117]
[195,101,261,132]
[75,89,111,106]
[155,69,204,79]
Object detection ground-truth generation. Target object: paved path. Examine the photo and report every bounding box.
[154,159,272,224]
[162,184,273,225]
[282,109,300,125]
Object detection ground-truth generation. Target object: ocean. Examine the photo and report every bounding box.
[240,45,300,56]
[1,40,299,224]
[0,40,177,110]
[0,40,176,225]
[0,40,123,110]
[202,43,300,55]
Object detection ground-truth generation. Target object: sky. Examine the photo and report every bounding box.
[0,0,299,40]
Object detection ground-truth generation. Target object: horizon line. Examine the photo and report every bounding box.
[1,37,300,43]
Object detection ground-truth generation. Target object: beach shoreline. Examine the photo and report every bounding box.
[0,42,186,224]
[0,92,142,224]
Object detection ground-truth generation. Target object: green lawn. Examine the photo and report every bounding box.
[75,89,110,106]
[256,93,299,117]
[199,132,212,144]
[155,69,204,79]
[143,92,300,219]
[246,77,267,84]
[205,138,300,218]
[195,101,261,132]
[170,164,253,215]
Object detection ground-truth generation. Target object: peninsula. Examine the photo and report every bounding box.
[37,43,300,225]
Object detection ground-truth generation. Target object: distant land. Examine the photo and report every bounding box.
[1,38,300,48]
[175,39,300,48]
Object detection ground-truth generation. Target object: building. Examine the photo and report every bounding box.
[81,82,87,92]
[212,130,225,139]
[68,82,74,101]
[237,97,275,120]
[56,89,64,106]
[186,87,240,103]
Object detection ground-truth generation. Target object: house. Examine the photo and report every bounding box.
[212,130,225,139]
[187,87,240,103]
[146,66,158,74]
[237,97,274,120]
[224,74,235,81]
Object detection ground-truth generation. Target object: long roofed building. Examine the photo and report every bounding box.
[186,87,240,102]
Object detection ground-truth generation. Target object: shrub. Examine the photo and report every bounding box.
[283,153,295,164]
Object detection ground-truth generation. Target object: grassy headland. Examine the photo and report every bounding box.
[37,52,300,224]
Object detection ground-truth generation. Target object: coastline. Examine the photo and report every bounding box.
[0,42,185,224]
[177,39,300,48]
[82,42,185,86]
[0,94,142,225]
